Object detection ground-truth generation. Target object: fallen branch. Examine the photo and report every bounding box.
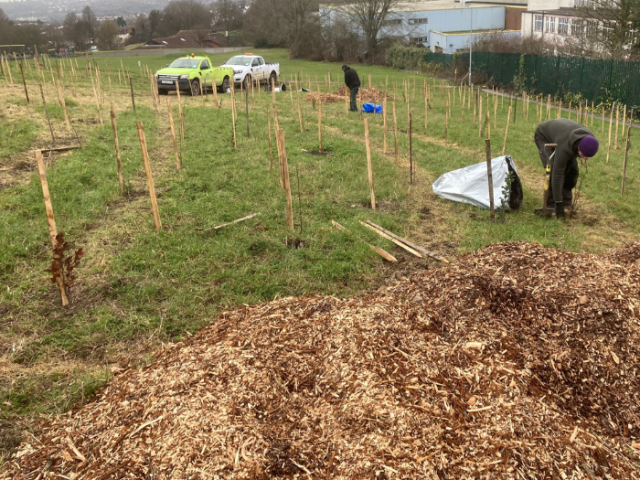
[365,220,448,263]
[39,145,81,153]
[201,213,260,232]
[332,220,397,263]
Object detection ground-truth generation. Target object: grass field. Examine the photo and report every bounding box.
[1,48,638,460]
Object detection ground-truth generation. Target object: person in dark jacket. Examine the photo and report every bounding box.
[342,65,361,112]
[534,119,599,219]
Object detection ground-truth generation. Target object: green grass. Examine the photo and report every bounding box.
[0,49,638,460]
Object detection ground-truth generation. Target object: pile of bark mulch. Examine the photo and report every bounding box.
[304,87,390,104]
[6,242,640,479]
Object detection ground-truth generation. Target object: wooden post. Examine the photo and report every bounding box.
[486,108,491,140]
[478,95,482,137]
[614,103,620,149]
[408,114,413,185]
[493,94,498,129]
[35,150,69,307]
[601,105,606,139]
[136,122,162,231]
[383,96,388,153]
[606,105,614,163]
[318,94,322,152]
[39,84,55,144]
[267,105,274,172]
[129,76,136,113]
[19,63,29,103]
[546,94,551,120]
[393,99,399,165]
[364,119,376,209]
[501,105,511,156]
[445,97,449,146]
[485,139,495,221]
[621,126,631,196]
[57,82,72,133]
[166,99,181,170]
[296,86,304,132]
[271,77,276,106]
[278,129,294,230]
[424,87,428,132]
[245,84,250,137]
[620,104,627,148]
[231,88,237,149]
[110,103,124,193]
[91,77,103,125]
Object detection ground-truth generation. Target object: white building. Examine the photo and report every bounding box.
[321,0,524,54]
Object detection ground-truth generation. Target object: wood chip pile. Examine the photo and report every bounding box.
[7,242,640,479]
[304,87,390,104]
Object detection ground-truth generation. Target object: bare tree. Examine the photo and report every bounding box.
[82,6,100,44]
[335,0,399,62]
[63,13,89,50]
[211,0,244,31]
[158,0,212,36]
[569,0,638,59]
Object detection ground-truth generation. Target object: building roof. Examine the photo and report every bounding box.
[139,30,225,49]
[324,0,507,13]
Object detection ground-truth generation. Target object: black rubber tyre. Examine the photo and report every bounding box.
[219,76,230,93]
[190,79,200,96]
[269,71,278,87]
[158,89,168,96]
[243,74,251,90]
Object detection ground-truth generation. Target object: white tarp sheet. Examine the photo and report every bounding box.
[432,156,521,210]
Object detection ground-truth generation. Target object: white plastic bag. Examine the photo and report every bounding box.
[432,155,522,210]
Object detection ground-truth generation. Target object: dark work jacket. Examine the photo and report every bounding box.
[535,119,593,203]
[344,68,360,89]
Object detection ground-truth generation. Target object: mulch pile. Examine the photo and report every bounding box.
[304,87,389,104]
[6,242,640,479]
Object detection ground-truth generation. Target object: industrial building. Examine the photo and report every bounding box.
[321,0,524,54]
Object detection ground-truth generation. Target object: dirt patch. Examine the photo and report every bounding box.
[303,149,330,157]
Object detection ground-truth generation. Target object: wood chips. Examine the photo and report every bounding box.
[5,242,640,479]
[304,87,390,104]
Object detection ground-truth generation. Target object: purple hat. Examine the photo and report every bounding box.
[579,136,599,157]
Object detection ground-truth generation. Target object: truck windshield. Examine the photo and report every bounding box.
[169,59,200,69]
[226,56,252,66]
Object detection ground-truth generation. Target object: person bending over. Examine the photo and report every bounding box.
[342,65,361,113]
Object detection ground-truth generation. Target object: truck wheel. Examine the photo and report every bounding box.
[158,89,168,96]
[220,76,229,93]
[243,74,251,90]
[190,79,201,96]
[269,71,278,87]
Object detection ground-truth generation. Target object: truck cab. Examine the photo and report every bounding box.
[156,55,234,96]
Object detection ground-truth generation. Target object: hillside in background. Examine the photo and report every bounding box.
[0,0,172,21]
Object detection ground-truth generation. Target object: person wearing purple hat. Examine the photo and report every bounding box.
[534,119,599,219]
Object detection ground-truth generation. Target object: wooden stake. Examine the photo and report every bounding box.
[318,94,322,152]
[110,103,124,193]
[166,99,181,170]
[606,105,614,163]
[546,94,551,120]
[383,96,388,153]
[601,105,606,139]
[364,119,376,210]
[91,77,103,125]
[129,76,136,113]
[35,150,69,307]
[621,126,631,195]
[620,104,627,148]
[408,114,413,185]
[485,139,495,221]
[393,99,399,165]
[296,86,304,132]
[39,84,55,144]
[57,81,72,133]
[245,85,250,137]
[136,122,162,231]
[445,98,449,146]
[478,95,482,137]
[277,129,294,230]
[19,63,29,103]
[231,87,237,149]
[501,105,511,156]
[267,105,273,172]
[614,103,620,149]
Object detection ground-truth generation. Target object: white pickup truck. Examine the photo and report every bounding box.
[222,54,280,89]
